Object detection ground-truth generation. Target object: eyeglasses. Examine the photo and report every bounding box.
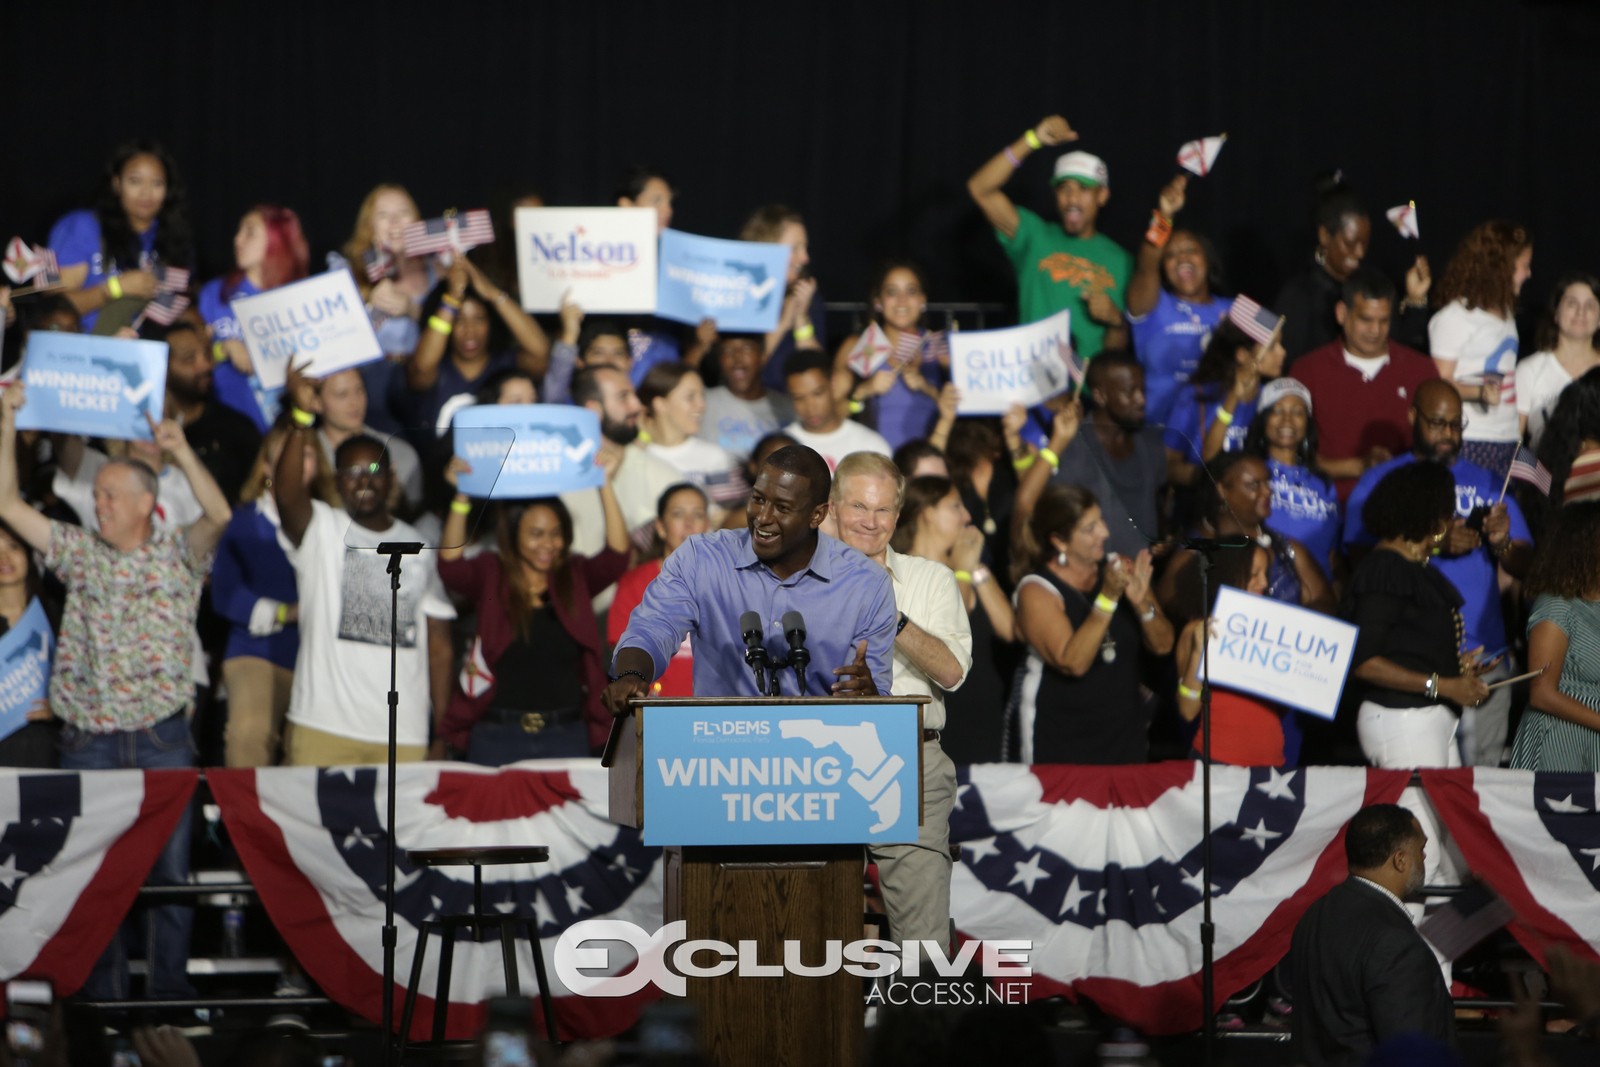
[1417,415,1468,433]
[336,462,386,481]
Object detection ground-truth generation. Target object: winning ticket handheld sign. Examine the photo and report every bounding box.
[949,309,1074,415]
[231,268,383,391]
[656,229,792,331]
[1204,585,1359,721]
[0,597,52,742]
[452,404,606,499]
[15,331,167,440]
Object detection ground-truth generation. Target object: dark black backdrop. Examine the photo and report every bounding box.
[4,1,1598,320]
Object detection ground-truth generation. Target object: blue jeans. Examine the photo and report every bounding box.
[60,712,197,1000]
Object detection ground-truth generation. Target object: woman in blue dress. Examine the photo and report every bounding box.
[48,140,194,331]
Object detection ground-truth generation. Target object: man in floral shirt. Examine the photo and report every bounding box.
[0,381,232,1000]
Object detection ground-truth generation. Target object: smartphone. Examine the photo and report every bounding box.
[1474,645,1511,665]
[1464,505,1491,534]
[5,979,52,1060]
[481,997,533,1067]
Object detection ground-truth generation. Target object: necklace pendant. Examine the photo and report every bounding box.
[1101,640,1117,664]
[983,517,997,535]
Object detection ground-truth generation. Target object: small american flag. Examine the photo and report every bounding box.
[154,264,190,293]
[1507,446,1553,495]
[30,247,60,289]
[1418,882,1516,961]
[142,290,191,326]
[1227,294,1284,346]
[362,245,395,282]
[400,209,494,257]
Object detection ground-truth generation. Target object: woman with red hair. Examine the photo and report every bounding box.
[198,204,311,431]
[1428,220,1533,478]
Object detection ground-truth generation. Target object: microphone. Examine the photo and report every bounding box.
[740,610,769,695]
[782,610,811,695]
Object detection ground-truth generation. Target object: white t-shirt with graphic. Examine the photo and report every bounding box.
[783,420,893,472]
[698,387,796,462]
[1428,299,1520,443]
[1515,350,1577,450]
[647,437,749,511]
[279,501,456,746]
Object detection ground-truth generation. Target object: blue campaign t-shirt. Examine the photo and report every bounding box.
[198,275,278,432]
[1344,453,1530,653]
[1265,458,1341,574]
[47,208,159,331]
[629,323,682,387]
[1129,289,1233,424]
[1164,384,1255,465]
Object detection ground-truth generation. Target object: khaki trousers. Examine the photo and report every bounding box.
[867,739,957,962]
[222,657,295,768]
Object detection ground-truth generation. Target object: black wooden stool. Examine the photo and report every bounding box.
[395,845,559,1058]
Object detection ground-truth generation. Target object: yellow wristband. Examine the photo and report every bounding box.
[290,406,315,427]
[1213,406,1234,426]
[212,341,227,363]
[793,323,815,341]
[275,603,289,625]
[1024,129,1043,150]
[1094,594,1118,615]
[428,315,454,336]
[1039,447,1060,471]
[105,275,123,300]
[441,293,462,310]
[450,499,472,515]
[849,399,864,415]
[1012,454,1036,472]
[953,570,973,583]
[1178,683,1202,701]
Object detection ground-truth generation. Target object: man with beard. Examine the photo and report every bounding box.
[561,364,683,560]
[1290,804,1454,1065]
[1012,351,1167,559]
[158,319,261,503]
[274,428,455,765]
[1344,379,1533,765]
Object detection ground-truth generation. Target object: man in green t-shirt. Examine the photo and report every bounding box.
[967,114,1133,360]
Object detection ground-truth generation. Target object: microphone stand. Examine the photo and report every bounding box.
[378,541,423,1067]
[1138,532,1245,1067]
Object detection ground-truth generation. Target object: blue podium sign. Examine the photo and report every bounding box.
[642,702,921,846]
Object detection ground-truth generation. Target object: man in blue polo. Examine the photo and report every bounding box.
[1344,379,1533,766]
[602,444,895,709]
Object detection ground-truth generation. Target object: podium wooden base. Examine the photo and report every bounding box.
[663,844,863,1067]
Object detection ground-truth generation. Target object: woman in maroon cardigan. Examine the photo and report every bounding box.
[437,444,629,762]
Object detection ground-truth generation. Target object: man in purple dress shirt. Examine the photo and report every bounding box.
[602,445,896,709]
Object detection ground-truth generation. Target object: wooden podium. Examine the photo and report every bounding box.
[605,696,927,1067]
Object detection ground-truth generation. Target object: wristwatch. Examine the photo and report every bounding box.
[896,612,911,635]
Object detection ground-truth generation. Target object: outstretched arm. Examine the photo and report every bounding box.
[1126,176,1187,319]
[966,115,1078,240]
[273,426,317,548]
[0,385,51,552]
[152,415,232,558]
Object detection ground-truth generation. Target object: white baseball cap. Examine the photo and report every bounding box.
[1052,151,1109,189]
[1259,377,1313,415]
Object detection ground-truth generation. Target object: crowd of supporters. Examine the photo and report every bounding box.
[2,116,1599,1000]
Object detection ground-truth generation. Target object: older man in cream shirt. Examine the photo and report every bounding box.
[831,451,972,969]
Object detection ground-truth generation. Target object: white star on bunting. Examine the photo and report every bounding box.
[1581,848,1600,872]
[1239,818,1283,851]
[564,882,589,914]
[953,784,972,811]
[0,854,24,891]
[1255,767,1297,802]
[1059,876,1093,916]
[343,827,376,851]
[1545,795,1589,814]
[963,837,1001,863]
[1008,853,1050,894]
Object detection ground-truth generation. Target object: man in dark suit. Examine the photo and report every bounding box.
[1290,803,1454,1065]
